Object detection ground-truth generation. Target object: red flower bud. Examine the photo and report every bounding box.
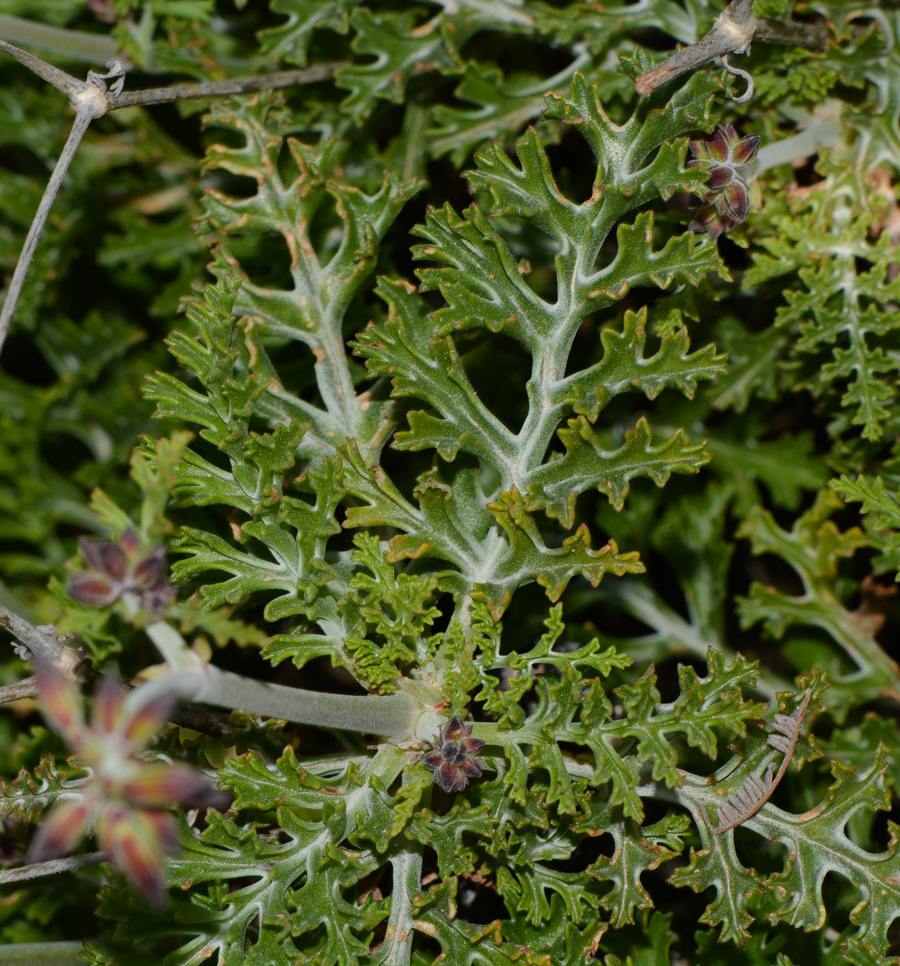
[28,662,221,906]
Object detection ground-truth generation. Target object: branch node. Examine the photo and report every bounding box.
[78,59,126,117]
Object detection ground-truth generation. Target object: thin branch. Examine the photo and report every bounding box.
[0,48,124,357]
[712,689,812,834]
[755,17,830,49]
[0,851,105,885]
[634,0,831,97]
[635,0,757,96]
[111,63,343,110]
[0,38,343,359]
[0,676,36,705]
[0,108,94,355]
[0,37,85,99]
[0,602,65,664]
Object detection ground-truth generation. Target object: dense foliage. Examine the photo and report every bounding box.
[1,1,899,964]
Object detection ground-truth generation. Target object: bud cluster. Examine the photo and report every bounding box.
[67,527,173,615]
[687,123,761,238]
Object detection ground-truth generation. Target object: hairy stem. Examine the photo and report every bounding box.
[140,612,430,738]
[0,14,122,65]
[755,119,843,173]
[201,665,425,738]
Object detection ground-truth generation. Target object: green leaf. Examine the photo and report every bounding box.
[335,9,461,117]
[482,489,645,617]
[526,414,711,523]
[168,450,344,620]
[599,910,675,966]
[196,94,420,458]
[736,491,900,715]
[429,56,600,165]
[560,307,728,424]
[257,0,353,66]
[764,748,900,963]
[411,878,552,965]
[0,755,84,824]
[831,474,900,577]
[669,836,763,944]
[341,532,443,690]
[353,277,519,469]
[747,168,900,443]
[589,817,678,927]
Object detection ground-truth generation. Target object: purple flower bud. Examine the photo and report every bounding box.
[687,124,761,237]
[132,545,167,589]
[421,716,485,793]
[67,528,174,614]
[67,572,121,608]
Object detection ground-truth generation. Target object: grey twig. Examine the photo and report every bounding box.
[0,676,37,705]
[0,851,106,885]
[755,17,830,49]
[0,37,85,99]
[0,602,65,664]
[634,0,830,97]
[0,45,124,356]
[111,63,341,110]
[635,0,757,96]
[0,108,93,354]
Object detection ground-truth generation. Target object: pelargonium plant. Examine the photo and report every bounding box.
[1,2,899,965]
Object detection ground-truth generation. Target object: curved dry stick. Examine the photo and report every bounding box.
[634,0,757,96]
[633,0,830,97]
[712,688,812,834]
